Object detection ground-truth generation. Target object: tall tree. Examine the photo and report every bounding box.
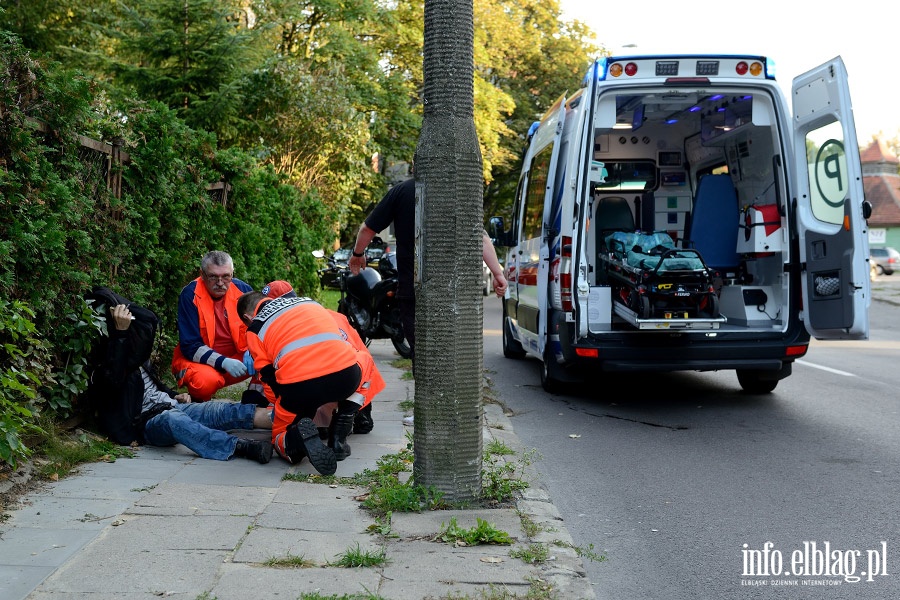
[479,0,597,221]
[98,0,265,141]
[414,0,483,500]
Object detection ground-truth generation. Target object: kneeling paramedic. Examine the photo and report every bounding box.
[237,291,366,476]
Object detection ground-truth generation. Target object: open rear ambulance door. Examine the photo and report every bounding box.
[535,95,567,358]
[792,56,870,340]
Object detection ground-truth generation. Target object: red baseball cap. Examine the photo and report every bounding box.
[262,280,297,299]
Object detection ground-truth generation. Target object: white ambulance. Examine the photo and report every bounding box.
[490,55,871,393]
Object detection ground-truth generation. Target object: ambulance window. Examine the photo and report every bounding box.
[805,121,847,226]
[593,160,657,191]
[524,145,552,239]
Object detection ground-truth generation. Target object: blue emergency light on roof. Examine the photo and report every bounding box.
[583,58,607,87]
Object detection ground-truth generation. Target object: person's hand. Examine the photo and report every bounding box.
[222,357,248,378]
[174,393,192,403]
[111,304,134,331]
[242,350,256,376]
[493,274,508,298]
[348,254,367,275]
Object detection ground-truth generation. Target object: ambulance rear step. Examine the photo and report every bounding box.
[612,301,727,330]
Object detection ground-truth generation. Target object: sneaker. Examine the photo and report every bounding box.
[292,418,336,476]
[402,415,414,426]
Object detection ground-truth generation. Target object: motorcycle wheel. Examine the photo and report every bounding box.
[391,334,412,359]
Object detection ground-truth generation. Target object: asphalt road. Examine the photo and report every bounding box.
[482,282,900,600]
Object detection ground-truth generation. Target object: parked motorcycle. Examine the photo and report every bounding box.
[318,241,412,359]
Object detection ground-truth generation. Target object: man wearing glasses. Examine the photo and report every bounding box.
[171,250,259,402]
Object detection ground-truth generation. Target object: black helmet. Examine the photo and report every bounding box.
[344,268,382,301]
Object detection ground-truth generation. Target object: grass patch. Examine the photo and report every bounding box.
[391,358,412,371]
[517,511,543,538]
[328,543,390,568]
[365,512,396,537]
[299,592,386,600]
[482,446,537,505]
[509,543,549,564]
[553,540,607,564]
[317,288,342,311]
[31,424,134,480]
[436,517,512,546]
[263,553,317,568]
[484,439,516,456]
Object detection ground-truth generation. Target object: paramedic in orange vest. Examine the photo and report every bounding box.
[171,250,259,402]
[236,290,368,476]
[259,280,382,442]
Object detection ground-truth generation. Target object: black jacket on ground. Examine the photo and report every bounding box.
[83,287,171,445]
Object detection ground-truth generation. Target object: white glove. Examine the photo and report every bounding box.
[222,357,248,378]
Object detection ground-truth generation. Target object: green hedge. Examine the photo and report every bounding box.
[0,32,334,467]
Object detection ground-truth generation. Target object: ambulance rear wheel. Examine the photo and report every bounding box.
[540,346,564,394]
[736,369,779,394]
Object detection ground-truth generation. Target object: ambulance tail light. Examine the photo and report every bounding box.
[575,347,599,358]
[560,236,574,312]
[785,344,808,358]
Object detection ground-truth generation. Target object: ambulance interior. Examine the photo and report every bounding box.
[588,88,789,330]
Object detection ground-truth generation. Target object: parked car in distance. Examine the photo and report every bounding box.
[870,246,900,276]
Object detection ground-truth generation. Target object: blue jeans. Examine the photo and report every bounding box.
[143,402,257,461]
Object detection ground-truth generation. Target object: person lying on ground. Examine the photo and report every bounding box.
[109,303,274,464]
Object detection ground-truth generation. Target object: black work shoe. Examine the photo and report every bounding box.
[234,438,273,464]
[241,389,270,408]
[293,418,336,476]
[353,404,374,434]
[329,412,355,461]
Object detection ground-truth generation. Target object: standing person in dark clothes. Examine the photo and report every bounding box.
[348,177,417,355]
[348,177,509,360]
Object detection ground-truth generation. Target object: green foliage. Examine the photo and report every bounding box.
[0,299,47,467]
[436,517,513,546]
[0,33,333,461]
[43,297,106,414]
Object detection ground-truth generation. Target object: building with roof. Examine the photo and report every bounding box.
[862,138,900,248]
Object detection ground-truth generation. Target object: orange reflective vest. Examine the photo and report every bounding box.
[246,297,357,384]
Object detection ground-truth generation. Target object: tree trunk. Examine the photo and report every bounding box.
[413,0,483,501]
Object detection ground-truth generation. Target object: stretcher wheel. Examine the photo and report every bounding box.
[702,294,720,318]
[639,296,651,319]
[630,293,650,319]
